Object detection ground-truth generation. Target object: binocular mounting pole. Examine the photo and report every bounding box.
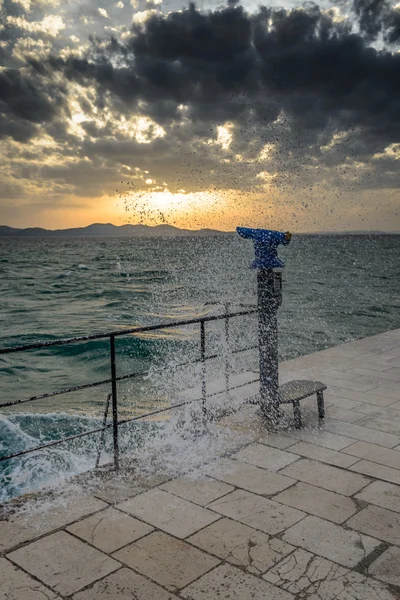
[236,227,291,422]
[257,268,282,418]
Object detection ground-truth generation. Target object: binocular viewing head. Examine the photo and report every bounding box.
[236,227,292,269]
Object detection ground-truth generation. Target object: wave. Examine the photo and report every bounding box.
[0,411,162,502]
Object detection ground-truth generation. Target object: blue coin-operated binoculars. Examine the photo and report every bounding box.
[237,227,292,421]
[237,228,291,269]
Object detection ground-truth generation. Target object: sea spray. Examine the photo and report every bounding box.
[1,234,399,501]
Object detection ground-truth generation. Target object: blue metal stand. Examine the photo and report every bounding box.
[237,227,291,420]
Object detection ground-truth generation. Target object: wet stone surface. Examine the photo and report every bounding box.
[188,517,294,574]
[2,328,400,600]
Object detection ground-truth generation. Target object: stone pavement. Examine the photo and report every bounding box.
[1,328,400,599]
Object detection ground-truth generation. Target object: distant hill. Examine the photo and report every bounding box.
[0,223,232,237]
[1,224,398,237]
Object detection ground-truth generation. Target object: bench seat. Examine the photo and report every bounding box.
[279,379,327,429]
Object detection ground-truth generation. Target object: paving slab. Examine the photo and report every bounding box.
[112,531,219,592]
[264,549,349,595]
[0,494,107,553]
[187,517,293,575]
[342,441,400,470]
[346,504,400,545]
[324,406,365,423]
[279,458,369,496]
[324,419,400,448]
[66,507,153,553]
[320,376,376,392]
[207,489,305,535]
[350,402,382,414]
[87,472,170,504]
[7,531,120,597]
[349,459,400,485]
[353,369,400,383]
[0,557,58,600]
[382,366,400,378]
[258,433,298,449]
[350,366,394,376]
[116,488,220,538]
[306,567,397,600]
[204,457,295,495]
[358,384,400,400]
[277,426,356,451]
[366,386,400,400]
[369,546,400,588]
[181,563,294,600]
[233,443,299,471]
[355,480,400,513]
[282,515,380,568]
[273,482,358,523]
[329,387,395,406]
[321,368,361,381]
[72,568,177,600]
[355,415,400,435]
[160,475,234,506]
[325,395,365,410]
[365,406,400,420]
[288,441,360,468]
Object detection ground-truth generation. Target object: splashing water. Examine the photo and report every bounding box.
[1,234,399,501]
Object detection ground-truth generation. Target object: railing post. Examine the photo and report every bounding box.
[200,320,207,425]
[110,334,119,471]
[224,303,230,396]
[95,392,111,468]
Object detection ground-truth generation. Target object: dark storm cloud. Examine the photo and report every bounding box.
[46,3,400,167]
[2,1,400,199]
[345,0,400,43]
[0,69,67,142]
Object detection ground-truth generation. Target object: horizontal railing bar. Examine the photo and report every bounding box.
[232,344,258,355]
[117,400,191,427]
[0,344,259,409]
[0,424,109,462]
[0,378,113,408]
[0,376,260,463]
[0,309,257,355]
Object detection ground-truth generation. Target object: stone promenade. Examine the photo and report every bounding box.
[1,328,400,600]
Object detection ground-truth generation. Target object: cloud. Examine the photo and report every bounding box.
[1,1,400,229]
[346,0,400,43]
[6,14,66,36]
[50,4,400,168]
[0,64,67,142]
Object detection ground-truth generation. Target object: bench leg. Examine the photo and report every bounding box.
[293,400,302,429]
[317,391,325,419]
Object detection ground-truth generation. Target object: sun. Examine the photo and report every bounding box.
[145,191,188,212]
[122,189,224,225]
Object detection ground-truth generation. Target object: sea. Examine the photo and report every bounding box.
[1,234,399,502]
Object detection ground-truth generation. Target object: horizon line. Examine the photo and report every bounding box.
[1,222,400,235]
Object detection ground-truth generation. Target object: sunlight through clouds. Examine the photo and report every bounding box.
[0,0,399,230]
[6,14,65,36]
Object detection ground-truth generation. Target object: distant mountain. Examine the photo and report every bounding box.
[1,224,398,237]
[0,225,22,235]
[0,223,232,237]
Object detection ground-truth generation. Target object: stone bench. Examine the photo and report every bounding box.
[279,379,327,429]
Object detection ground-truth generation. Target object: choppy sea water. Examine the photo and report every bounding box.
[1,234,399,501]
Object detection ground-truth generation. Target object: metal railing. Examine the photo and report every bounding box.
[0,306,258,471]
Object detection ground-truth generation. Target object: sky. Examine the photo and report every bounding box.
[0,0,400,232]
